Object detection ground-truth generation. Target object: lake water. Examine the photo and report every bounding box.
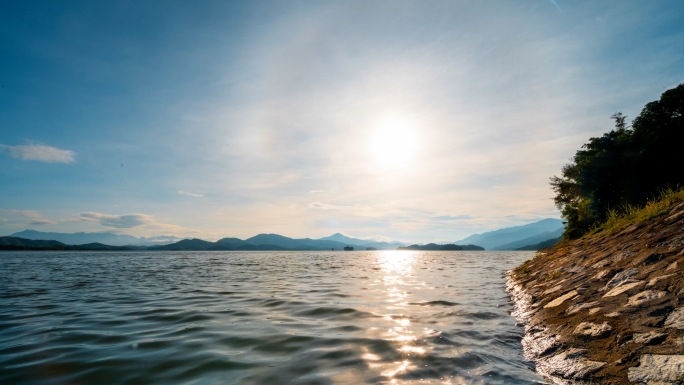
[0,251,544,384]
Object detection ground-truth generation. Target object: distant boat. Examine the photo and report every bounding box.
[344,246,354,251]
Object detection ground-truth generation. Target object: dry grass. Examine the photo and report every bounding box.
[596,187,684,235]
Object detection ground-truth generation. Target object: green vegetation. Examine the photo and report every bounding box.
[596,187,684,235]
[551,84,684,238]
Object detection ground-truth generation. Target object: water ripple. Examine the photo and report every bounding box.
[0,250,544,384]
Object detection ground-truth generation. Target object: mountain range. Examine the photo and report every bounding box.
[454,218,565,250]
[4,218,564,251]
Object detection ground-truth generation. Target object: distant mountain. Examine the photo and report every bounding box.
[0,236,67,250]
[455,218,565,250]
[316,233,407,250]
[398,243,484,251]
[10,230,181,246]
[0,236,138,251]
[515,236,563,251]
[493,227,565,250]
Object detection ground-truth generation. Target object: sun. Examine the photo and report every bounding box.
[369,116,419,169]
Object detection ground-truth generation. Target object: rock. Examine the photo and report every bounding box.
[647,274,675,287]
[603,280,644,297]
[606,311,620,318]
[566,301,599,315]
[666,261,678,271]
[627,290,667,307]
[605,267,639,290]
[542,349,606,381]
[588,307,601,315]
[574,321,612,338]
[627,354,684,384]
[592,269,609,279]
[632,332,668,345]
[664,307,684,330]
[544,290,578,308]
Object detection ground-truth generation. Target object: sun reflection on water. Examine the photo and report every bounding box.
[372,251,433,383]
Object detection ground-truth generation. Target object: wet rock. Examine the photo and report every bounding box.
[574,322,612,338]
[603,280,644,297]
[627,290,667,307]
[627,354,684,384]
[664,307,684,329]
[544,290,578,308]
[541,349,606,381]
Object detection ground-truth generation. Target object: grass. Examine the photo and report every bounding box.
[595,187,684,235]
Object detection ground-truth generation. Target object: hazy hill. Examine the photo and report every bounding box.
[455,218,564,250]
[0,236,137,251]
[0,236,67,250]
[10,230,180,246]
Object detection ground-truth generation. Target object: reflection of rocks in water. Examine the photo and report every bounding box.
[507,198,684,384]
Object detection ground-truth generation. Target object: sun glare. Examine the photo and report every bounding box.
[370,117,419,169]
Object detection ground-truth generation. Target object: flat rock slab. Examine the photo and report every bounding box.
[632,332,668,345]
[627,290,667,307]
[627,354,684,384]
[604,280,644,297]
[544,290,578,308]
[665,307,684,329]
[574,321,612,338]
[542,349,606,381]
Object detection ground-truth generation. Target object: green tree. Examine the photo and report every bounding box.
[550,84,684,239]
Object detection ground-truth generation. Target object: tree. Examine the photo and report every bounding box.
[550,84,684,239]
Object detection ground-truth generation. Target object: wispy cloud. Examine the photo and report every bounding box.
[80,212,154,228]
[307,189,325,195]
[0,143,76,163]
[178,190,204,198]
[307,202,351,210]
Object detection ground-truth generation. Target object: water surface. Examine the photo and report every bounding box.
[0,250,544,384]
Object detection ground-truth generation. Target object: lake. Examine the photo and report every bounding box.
[0,250,544,384]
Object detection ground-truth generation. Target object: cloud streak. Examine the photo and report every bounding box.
[178,190,204,198]
[0,143,76,163]
[80,212,154,228]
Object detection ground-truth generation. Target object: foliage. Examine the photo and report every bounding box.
[597,187,684,235]
[551,84,684,238]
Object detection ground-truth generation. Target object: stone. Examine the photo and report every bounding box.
[647,274,675,287]
[574,321,612,338]
[664,307,684,330]
[627,290,667,307]
[544,290,578,308]
[540,349,606,381]
[566,301,599,315]
[666,261,678,271]
[588,307,601,315]
[605,267,639,290]
[627,354,684,384]
[606,311,620,318]
[632,332,668,345]
[604,281,644,297]
[592,269,610,279]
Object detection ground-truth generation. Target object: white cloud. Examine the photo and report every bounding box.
[178,190,204,197]
[80,212,154,228]
[0,143,76,163]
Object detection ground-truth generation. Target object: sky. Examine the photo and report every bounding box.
[1,0,684,243]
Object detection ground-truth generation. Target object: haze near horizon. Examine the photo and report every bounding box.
[1,1,683,243]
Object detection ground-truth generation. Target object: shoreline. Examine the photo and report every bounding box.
[506,202,684,384]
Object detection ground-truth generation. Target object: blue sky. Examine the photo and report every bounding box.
[1,0,683,243]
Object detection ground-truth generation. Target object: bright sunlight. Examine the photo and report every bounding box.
[369,116,419,169]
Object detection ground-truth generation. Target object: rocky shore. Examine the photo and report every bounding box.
[507,200,684,384]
